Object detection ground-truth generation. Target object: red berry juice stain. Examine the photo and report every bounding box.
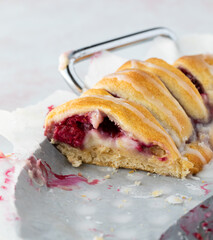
[0,151,6,158]
[204,212,212,218]
[5,166,15,177]
[193,232,203,240]
[202,221,208,228]
[90,51,102,62]
[89,228,102,233]
[88,228,114,238]
[27,156,100,191]
[180,224,190,235]
[200,183,211,195]
[4,178,10,184]
[200,204,208,209]
[15,216,20,221]
[47,105,55,114]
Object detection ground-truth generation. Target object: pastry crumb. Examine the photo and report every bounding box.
[151,190,163,197]
[112,168,118,175]
[123,188,131,194]
[81,195,87,198]
[166,195,183,204]
[183,208,188,214]
[93,236,104,240]
[95,221,103,225]
[147,172,151,176]
[134,181,141,186]
[128,170,135,174]
[104,174,111,179]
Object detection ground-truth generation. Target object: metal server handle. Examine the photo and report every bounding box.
[58,27,177,95]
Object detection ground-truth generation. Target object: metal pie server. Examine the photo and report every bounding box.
[160,195,213,240]
[58,27,177,95]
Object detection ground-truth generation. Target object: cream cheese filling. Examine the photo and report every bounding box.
[83,129,138,151]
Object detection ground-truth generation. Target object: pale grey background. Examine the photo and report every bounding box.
[1,0,213,110]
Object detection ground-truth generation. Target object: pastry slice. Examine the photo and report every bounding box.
[83,90,213,175]
[93,69,193,147]
[174,54,213,107]
[45,93,192,178]
[118,58,209,122]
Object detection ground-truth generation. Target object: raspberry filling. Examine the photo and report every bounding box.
[53,115,93,148]
[108,92,120,98]
[137,142,165,157]
[178,67,213,121]
[46,113,165,159]
[97,116,124,138]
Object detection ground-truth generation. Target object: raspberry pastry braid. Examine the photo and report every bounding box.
[118,58,209,122]
[174,54,213,108]
[45,54,213,178]
[93,69,193,147]
[45,93,192,178]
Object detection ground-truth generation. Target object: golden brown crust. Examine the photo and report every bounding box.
[81,88,112,97]
[183,142,213,174]
[174,54,213,105]
[209,126,213,148]
[118,59,208,122]
[93,69,193,147]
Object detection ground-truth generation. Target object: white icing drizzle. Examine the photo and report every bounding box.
[128,65,188,113]
[83,94,179,156]
[182,148,207,164]
[130,60,207,115]
[131,59,139,69]
[105,71,184,139]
